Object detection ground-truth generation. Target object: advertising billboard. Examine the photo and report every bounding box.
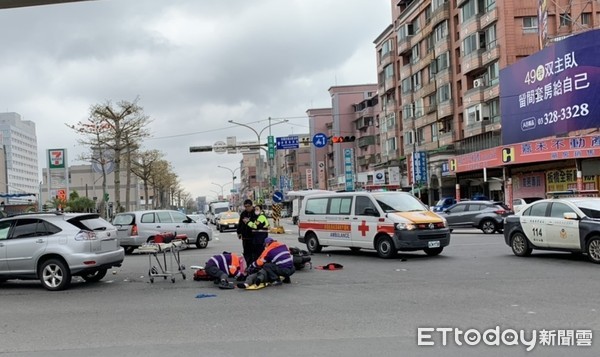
[500,29,600,145]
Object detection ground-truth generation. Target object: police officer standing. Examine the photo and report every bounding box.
[237,199,256,265]
[247,204,270,260]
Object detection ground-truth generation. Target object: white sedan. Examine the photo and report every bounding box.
[504,198,600,263]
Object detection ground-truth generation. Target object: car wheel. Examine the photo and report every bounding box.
[218,225,223,233]
[124,246,136,255]
[82,269,107,283]
[511,232,532,257]
[306,233,322,253]
[480,219,497,234]
[39,259,71,291]
[376,236,397,259]
[424,247,444,256]
[349,247,361,253]
[196,234,209,249]
[586,237,600,264]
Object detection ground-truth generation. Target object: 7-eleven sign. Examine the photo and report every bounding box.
[48,149,66,169]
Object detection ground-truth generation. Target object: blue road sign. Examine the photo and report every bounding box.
[272,191,283,203]
[276,136,299,150]
[312,133,328,148]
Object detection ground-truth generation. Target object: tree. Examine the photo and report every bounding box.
[66,116,112,218]
[149,160,177,209]
[68,99,151,215]
[131,150,163,209]
[90,99,151,213]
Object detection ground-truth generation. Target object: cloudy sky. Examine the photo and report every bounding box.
[0,0,390,201]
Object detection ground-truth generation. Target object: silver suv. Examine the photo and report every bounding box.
[0,212,124,291]
[438,200,513,234]
[112,210,213,254]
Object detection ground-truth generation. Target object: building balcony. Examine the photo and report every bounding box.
[427,102,437,115]
[416,140,439,152]
[485,120,502,133]
[431,2,450,27]
[464,120,488,138]
[456,0,469,7]
[433,66,450,84]
[459,15,481,39]
[415,80,436,98]
[415,111,437,129]
[400,64,412,79]
[379,51,394,69]
[413,51,434,72]
[384,77,396,93]
[480,6,498,28]
[355,106,374,120]
[481,44,500,67]
[357,155,377,167]
[437,100,453,119]
[463,86,485,107]
[434,36,451,56]
[461,49,484,74]
[484,81,499,102]
[357,135,376,148]
[437,130,455,147]
[398,36,412,55]
[400,90,413,103]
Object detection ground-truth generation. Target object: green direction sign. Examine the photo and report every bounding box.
[267,135,275,159]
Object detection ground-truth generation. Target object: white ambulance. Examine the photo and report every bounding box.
[298,191,451,258]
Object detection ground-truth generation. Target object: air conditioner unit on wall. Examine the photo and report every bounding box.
[473,79,484,88]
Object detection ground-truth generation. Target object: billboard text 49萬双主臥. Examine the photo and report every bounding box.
[500,29,600,145]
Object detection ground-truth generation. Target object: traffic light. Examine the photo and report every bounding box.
[331,136,356,144]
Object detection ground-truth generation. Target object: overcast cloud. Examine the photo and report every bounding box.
[0,0,390,201]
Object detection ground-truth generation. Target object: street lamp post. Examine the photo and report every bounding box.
[218,165,240,207]
[211,181,233,200]
[217,165,240,186]
[227,118,288,201]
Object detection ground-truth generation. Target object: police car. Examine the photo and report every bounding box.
[503,198,600,263]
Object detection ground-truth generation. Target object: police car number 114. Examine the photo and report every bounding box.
[428,241,441,248]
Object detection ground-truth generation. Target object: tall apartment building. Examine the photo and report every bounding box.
[375,0,600,204]
[0,112,39,195]
[327,84,378,190]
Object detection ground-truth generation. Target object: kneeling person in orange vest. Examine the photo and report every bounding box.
[238,237,295,289]
[205,252,246,289]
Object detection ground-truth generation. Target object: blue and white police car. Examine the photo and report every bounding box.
[504,198,600,263]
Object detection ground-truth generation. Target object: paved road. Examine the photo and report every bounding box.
[1,220,598,356]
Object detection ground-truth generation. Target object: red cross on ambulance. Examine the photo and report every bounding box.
[358,220,369,236]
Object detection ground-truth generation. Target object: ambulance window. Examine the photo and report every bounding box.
[329,197,352,215]
[527,202,549,217]
[355,196,378,216]
[305,198,328,215]
[549,203,575,218]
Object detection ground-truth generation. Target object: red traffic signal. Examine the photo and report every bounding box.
[332,136,356,143]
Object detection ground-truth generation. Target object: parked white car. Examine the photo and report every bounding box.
[512,197,544,213]
[112,210,213,254]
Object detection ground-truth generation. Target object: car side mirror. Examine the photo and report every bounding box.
[563,212,579,220]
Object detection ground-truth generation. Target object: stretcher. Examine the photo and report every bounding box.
[138,238,187,283]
